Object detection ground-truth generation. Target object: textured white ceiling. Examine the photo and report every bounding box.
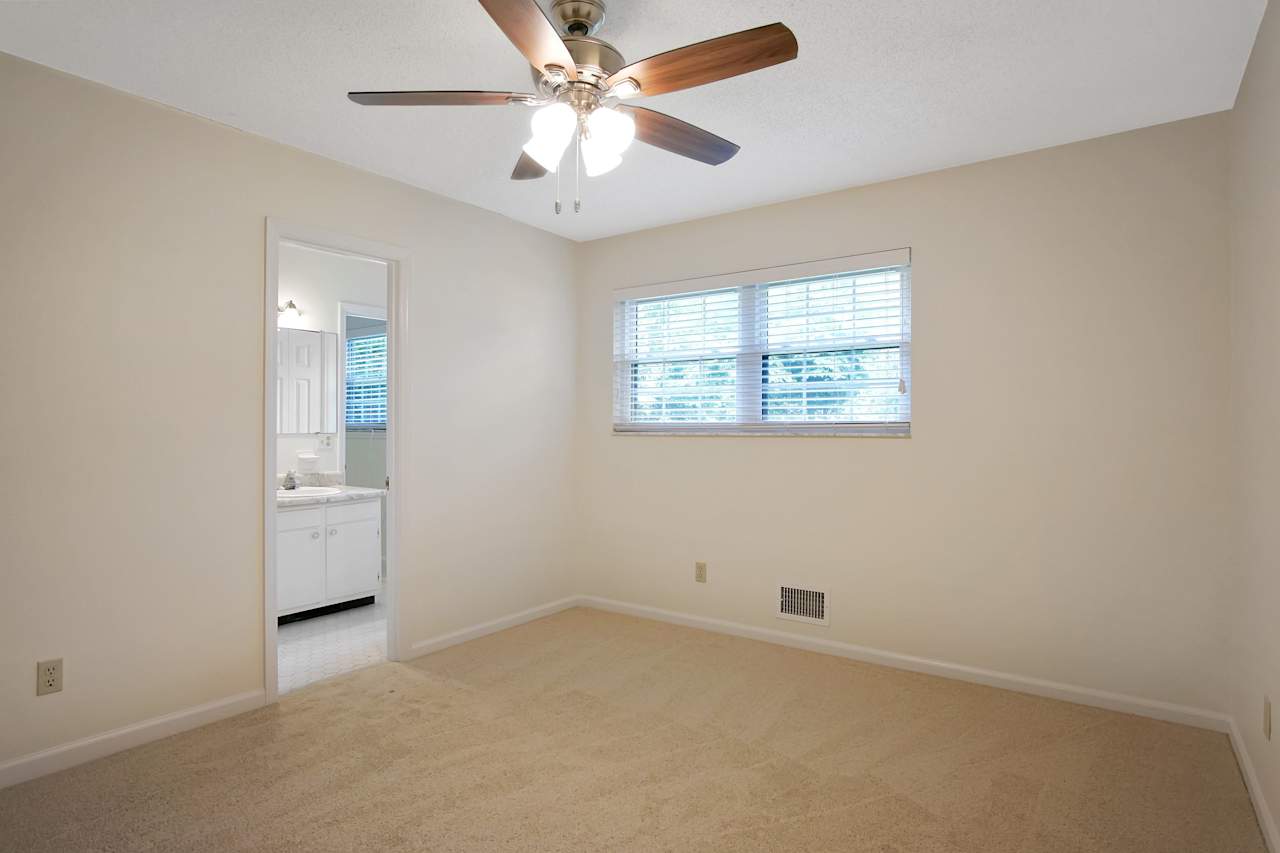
[0,0,1265,241]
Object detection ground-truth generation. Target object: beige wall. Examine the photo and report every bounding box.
[0,51,577,764]
[1229,0,1280,828]
[574,113,1233,712]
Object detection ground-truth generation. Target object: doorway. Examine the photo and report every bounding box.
[263,220,408,700]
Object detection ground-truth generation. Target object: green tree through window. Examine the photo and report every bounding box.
[614,264,911,434]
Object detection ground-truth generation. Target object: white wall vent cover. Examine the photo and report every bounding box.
[778,585,827,625]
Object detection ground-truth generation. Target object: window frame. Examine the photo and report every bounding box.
[344,331,388,430]
[339,302,389,442]
[612,249,912,437]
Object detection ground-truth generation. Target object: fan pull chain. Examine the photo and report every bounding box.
[574,130,582,214]
[554,155,561,215]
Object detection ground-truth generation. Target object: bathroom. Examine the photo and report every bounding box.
[273,239,391,694]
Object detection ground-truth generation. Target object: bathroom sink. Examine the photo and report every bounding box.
[276,486,341,499]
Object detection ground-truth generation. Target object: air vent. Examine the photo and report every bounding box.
[778,585,827,625]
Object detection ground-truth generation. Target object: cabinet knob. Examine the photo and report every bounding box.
[329,528,338,536]
[311,531,320,539]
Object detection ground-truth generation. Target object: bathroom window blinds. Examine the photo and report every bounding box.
[344,333,388,428]
[613,259,911,435]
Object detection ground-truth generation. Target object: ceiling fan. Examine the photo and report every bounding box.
[348,0,798,212]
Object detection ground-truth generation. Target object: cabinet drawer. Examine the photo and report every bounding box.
[278,506,324,532]
[326,499,380,526]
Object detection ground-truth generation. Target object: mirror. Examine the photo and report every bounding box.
[276,328,338,435]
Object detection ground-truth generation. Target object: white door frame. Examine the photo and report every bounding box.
[263,218,410,702]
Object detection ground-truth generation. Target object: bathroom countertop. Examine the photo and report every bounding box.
[276,485,386,509]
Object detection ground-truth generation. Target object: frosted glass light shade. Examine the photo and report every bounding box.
[587,106,635,155]
[581,136,622,177]
[522,103,576,172]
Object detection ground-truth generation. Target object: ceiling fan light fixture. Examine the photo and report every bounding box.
[581,135,622,176]
[587,106,635,155]
[522,134,570,172]
[522,102,577,171]
[607,78,641,99]
[347,1,797,199]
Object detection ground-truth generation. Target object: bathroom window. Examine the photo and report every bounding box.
[612,253,911,436]
[345,333,387,428]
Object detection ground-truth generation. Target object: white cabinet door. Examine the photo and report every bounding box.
[325,519,381,600]
[277,524,326,612]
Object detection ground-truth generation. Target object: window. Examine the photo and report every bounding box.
[344,333,387,428]
[613,257,911,435]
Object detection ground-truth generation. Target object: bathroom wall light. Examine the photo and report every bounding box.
[277,299,301,320]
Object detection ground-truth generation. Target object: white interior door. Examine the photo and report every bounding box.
[290,329,323,433]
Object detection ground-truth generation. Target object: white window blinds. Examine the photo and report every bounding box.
[613,260,911,435]
[344,333,387,427]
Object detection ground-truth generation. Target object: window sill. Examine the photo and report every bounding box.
[612,423,911,438]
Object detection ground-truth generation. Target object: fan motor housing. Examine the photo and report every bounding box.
[534,0,621,89]
[567,36,625,77]
[552,0,606,36]
[532,35,624,89]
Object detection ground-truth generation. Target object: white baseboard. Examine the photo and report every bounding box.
[407,596,580,658]
[0,688,267,790]
[0,593,578,790]
[577,596,1232,732]
[1230,719,1280,853]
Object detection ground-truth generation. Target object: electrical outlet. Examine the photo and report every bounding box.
[1265,696,1272,742]
[695,561,707,583]
[36,659,62,696]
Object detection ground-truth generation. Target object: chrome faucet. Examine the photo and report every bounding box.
[281,470,300,490]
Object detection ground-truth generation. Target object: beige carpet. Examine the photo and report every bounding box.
[0,607,1266,852]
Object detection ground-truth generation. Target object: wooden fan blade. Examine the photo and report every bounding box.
[348,90,534,106]
[478,0,578,80]
[623,107,740,166]
[606,22,796,97]
[511,151,548,180]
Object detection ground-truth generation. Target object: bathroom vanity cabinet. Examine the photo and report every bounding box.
[277,497,381,615]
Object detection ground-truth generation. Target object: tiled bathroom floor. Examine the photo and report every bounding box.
[277,599,386,694]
